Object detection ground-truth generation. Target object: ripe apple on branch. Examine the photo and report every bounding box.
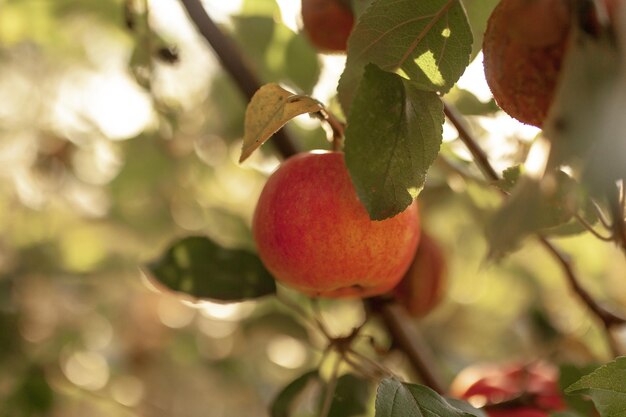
[148,0,626,415]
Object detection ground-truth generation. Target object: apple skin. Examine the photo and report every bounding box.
[252,151,421,298]
[483,0,571,127]
[393,231,446,317]
[301,0,354,53]
[450,362,566,417]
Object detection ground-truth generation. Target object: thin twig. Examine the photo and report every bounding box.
[443,100,625,356]
[537,237,624,329]
[276,292,333,340]
[443,103,499,182]
[341,353,382,380]
[609,181,626,252]
[574,213,614,241]
[591,199,613,230]
[344,348,394,379]
[370,300,447,393]
[539,237,623,356]
[319,354,341,417]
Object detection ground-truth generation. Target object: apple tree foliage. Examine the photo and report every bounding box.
[0,0,625,415]
[148,0,626,416]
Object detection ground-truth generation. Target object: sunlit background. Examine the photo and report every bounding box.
[0,0,625,416]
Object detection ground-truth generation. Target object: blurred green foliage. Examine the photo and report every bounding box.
[0,0,624,416]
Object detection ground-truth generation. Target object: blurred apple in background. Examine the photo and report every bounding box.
[301,0,354,53]
[392,231,446,318]
[450,361,566,417]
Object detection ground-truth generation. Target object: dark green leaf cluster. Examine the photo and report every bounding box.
[148,236,276,301]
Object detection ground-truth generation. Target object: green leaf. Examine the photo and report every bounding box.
[496,165,523,193]
[233,15,276,78]
[271,370,320,417]
[147,236,276,301]
[566,357,626,417]
[460,0,499,61]
[543,23,625,194]
[446,87,499,116]
[271,372,370,417]
[351,0,375,17]
[7,365,54,414]
[338,0,472,113]
[345,64,443,220]
[241,83,322,163]
[284,33,322,95]
[560,363,600,417]
[486,171,580,258]
[445,398,488,417]
[327,374,372,417]
[240,0,280,17]
[233,16,321,95]
[0,310,20,361]
[375,378,478,417]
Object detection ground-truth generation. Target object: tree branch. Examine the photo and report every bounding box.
[443,101,625,356]
[537,237,624,356]
[443,103,499,182]
[370,299,446,393]
[608,181,626,254]
[179,0,446,392]
[179,0,299,159]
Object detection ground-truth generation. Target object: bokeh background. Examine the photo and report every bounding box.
[1,0,625,416]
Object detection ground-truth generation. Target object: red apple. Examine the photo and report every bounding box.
[482,0,571,127]
[450,362,566,417]
[604,0,624,22]
[252,151,421,298]
[301,0,354,53]
[393,231,446,317]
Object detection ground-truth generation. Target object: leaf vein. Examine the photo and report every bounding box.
[395,0,454,69]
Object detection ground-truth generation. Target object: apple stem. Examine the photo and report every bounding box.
[444,100,626,357]
[309,105,345,151]
[320,108,346,152]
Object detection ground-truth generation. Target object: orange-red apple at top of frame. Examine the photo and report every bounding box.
[252,151,421,298]
[301,0,354,53]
